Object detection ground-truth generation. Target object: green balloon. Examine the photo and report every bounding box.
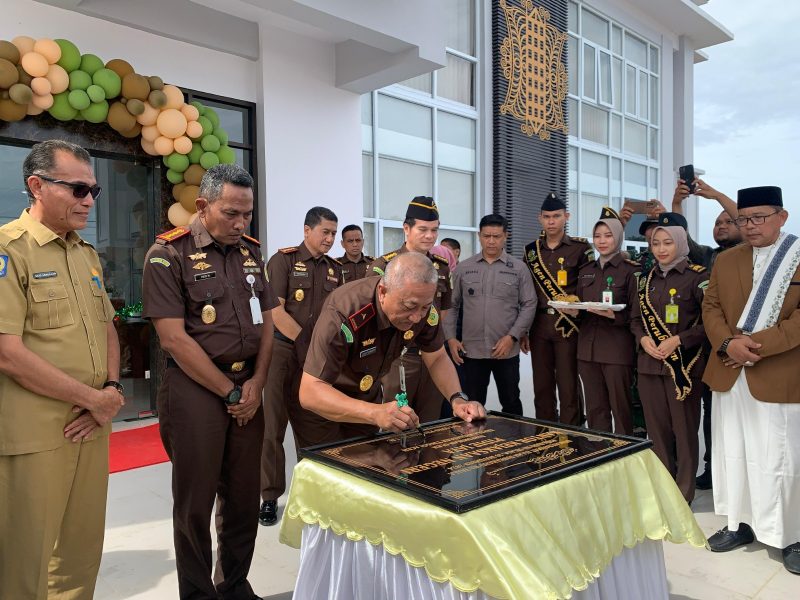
[81,100,109,123]
[201,134,220,152]
[213,127,229,146]
[190,100,205,115]
[217,145,236,165]
[79,54,104,76]
[68,70,91,91]
[199,151,220,170]
[49,92,78,121]
[188,142,203,164]
[86,84,106,103]
[92,68,121,99]
[165,152,190,173]
[67,89,91,111]
[204,108,219,129]
[166,169,184,185]
[197,116,213,137]
[55,39,81,72]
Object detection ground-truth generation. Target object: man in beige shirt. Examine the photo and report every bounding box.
[0,140,124,599]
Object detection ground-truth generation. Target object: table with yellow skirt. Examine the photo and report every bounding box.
[279,448,706,600]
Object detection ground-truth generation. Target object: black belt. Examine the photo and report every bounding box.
[404,347,420,356]
[165,357,254,373]
[274,331,294,345]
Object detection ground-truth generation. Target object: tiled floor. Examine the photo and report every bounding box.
[99,360,796,599]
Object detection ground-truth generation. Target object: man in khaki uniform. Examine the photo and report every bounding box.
[0,140,124,600]
[338,224,373,282]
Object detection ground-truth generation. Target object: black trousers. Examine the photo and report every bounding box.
[462,356,522,415]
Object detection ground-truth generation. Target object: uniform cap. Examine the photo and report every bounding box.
[638,218,659,236]
[541,192,567,212]
[657,212,688,230]
[737,186,782,209]
[599,206,621,221]
[406,196,439,221]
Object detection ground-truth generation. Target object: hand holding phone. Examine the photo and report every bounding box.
[679,164,696,193]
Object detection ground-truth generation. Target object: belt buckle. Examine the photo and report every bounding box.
[231,361,245,373]
[546,308,556,315]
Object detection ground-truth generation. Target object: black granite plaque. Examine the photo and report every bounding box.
[301,412,652,513]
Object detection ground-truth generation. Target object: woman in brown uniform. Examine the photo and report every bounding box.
[631,212,709,503]
[573,207,640,435]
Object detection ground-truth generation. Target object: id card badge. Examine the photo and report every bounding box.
[246,275,264,325]
[665,288,678,323]
[557,257,567,287]
[602,276,613,304]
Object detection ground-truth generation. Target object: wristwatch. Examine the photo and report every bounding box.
[223,385,243,406]
[449,391,469,406]
[717,337,733,357]
[103,380,124,394]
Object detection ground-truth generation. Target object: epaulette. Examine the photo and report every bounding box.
[279,246,297,254]
[348,303,376,331]
[329,256,342,266]
[381,251,397,262]
[431,253,449,264]
[364,255,374,262]
[242,233,260,246]
[0,223,25,244]
[689,263,707,273]
[624,258,640,266]
[572,236,589,243]
[156,227,190,243]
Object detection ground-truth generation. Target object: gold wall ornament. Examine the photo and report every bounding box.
[499,0,568,140]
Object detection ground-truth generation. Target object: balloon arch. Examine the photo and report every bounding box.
[0,35,235,227]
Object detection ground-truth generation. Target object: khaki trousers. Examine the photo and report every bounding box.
[0,436,109,600]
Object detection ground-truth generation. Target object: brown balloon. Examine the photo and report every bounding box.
[0,97,27,121]
[148,89,167,109]
[120,123,142,138]
[178,184,200,213]
[126,98,145,116]
[121,73,150,101]
[172,182,187,202]
[0,41,20,64]
[0,57,19,88]
[105,58,134,80]
[107,101,137,132]
[183,164,206,186]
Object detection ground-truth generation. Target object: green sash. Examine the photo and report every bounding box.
[526,238,579,338]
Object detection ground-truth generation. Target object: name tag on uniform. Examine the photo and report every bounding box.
[292,271,309,277]
[359,347,377,358]
[195,271,216,281]
[33,271,58,279]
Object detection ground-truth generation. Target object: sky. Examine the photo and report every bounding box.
[693,0,800,244]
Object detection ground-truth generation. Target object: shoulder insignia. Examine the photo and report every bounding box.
[427,305,439,326]
[156,227,190,243]
[624,258,640,266]
[572,236,589,243]
[348,303,376,331]
[329,257,343,266]
[340,323,354,344]
[526,249,536,264]
[431,253,449,264]
[689,264,707,273]
[364,255,375,262]
[279,246,297,254]
[698,280,709,291]
[381,251,398,262]
[372,266,385,276]
[242,233,260,246]
[585,248,596,261]
[149,257,171,268]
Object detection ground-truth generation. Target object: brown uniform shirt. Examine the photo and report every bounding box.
[0,210,115,455]
[303,277,444,402]
[367,246,452,311]
[575,254,640,366]
[267,242,343,336]
[524,234,594,337]
[630,259,709,376]
[338,253,373,283]
[142,218,278,363]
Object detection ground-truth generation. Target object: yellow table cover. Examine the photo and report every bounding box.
[280,449,706,600]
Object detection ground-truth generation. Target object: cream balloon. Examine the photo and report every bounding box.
[140,137,158,156]
[180,104,200,122]
[188,211,200,224]
[31,93,54,110]
[136,101,159,126]
[45,64,69,94]
[33,39,61,64]
[161,84,184,110]
[141,124,159,142]
[153,136,174,156]
[173,136,192,154]
[31,77,51,96]
[185,120,203,139]
[26,104,44,116]
[21,52,50,78]
[156,108,187,139]
[167,202,192,227]
[11,36,35,57]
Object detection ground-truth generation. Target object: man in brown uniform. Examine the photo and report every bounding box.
[338,224,373,282]
[522,193,594,424]
[143,164,277,600]
[259,207,342,526]
[301,251,485,431]
[0,140,124,600]
[368,197,452,423]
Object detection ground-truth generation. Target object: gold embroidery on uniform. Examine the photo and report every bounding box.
[192,262,212,271]
[362,338,376,346]
[243,258,257,267]
[359,375,373,392]
[294,289,305,302]
[403,330,414,340]
[189,252,207,261]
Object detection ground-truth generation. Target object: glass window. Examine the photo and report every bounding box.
[378,157,432,221]
[194,99,248,144]
[568,36,579,96]
[649,45,659,74]
[0,145,31,226]
[624,119,647,157]
[398,73,432,95]
[598,52,612,105]
[583,44,596,101]
[568,97,579,137]
[568,145,578,197]
[363,153,374,217]
[611,25,622,54]
[638,71,648,120]
[650,75,659,126]
[363,222,376,258]
[649,167,659,200]
[649,128,658,161]
[377,95,432,163]
[439,228,475,258]
[610,113,622,151]
[625,65,636,114]
[438,53,474,106]
[568,1,579,34]
[611,157,622,207]
[437,169,474,227]
[580,149,609,235]
[625,33,648,68]
[361,94,373,152]
[445,0,475,55]
[612,57,622,110]
[383,226,405,253]
[437,111,476,172]
[624,161,647,200]
[581,103,608,146]
[582,10,609,49]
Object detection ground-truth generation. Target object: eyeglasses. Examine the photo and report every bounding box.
[37,174,102,200]
[733,211,781,227]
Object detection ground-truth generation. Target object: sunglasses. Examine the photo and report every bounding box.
[37,174,102,200]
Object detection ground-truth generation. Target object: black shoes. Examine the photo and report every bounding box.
[783,543,800,575]
[695,467,712,490]
[708,523,755,552]
[259,500,278,526]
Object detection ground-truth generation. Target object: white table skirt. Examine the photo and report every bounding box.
[295,524,668,600]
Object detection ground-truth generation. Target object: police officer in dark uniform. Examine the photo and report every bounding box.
[143,164,278,600]
[338,224,373,282]
[522,193,594,425]
[259,207,342,526]
[301,251,485,432]
[367,197,452,423]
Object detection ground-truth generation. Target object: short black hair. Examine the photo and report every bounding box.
[440,238,460,250]
[199,164,254,203]
[341,224,363,236]
[23,140,91,201]
[479,214,508,232]
[305,206,338,228]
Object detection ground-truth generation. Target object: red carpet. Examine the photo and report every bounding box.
[109,423,169,474]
